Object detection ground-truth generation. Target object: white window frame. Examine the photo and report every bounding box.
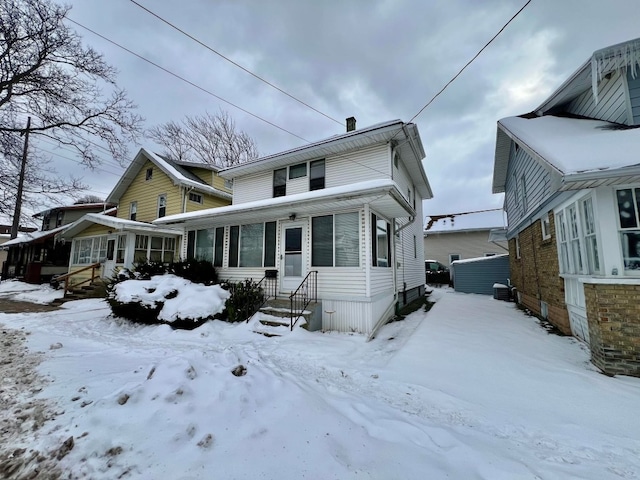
[157,194,167,218]
[71,236,108,265]
[541,213,551,240]
[615,187,640,274]
[515,236,521,259]
[129,201,137,221]
[188,192,203,204]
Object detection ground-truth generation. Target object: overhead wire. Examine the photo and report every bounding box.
[129,0,344,127]
[66,18,310,144]
[405,0,532,125]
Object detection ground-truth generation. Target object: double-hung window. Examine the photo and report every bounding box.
[616,188,640,272]
[311,212,359,267]
[134,235,175,263]
[310,159,325,191]
[228,222,277,267]
[556,196,600,275]
[157,194,167,218]
[371,213,391,267]
[130,202,137,221]
[273,168,286,197]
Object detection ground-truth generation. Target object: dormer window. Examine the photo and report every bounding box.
[273,168,286,197]
[146,168,153,181]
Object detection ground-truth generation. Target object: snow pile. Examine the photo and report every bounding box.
[111,274,230,322]
[1,286,639,478]
[0,279,63,304]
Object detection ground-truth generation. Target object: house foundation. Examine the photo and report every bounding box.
[584,282,640,377]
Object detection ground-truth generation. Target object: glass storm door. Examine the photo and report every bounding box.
[281,225,305,292]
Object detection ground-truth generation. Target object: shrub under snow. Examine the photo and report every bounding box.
[108,274,230,329]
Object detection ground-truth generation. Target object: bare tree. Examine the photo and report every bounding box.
[0,0,142,230]
[74,194,105,204]
[147,110,259,167]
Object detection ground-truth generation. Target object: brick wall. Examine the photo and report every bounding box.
[584,283,640,377]
[509,213,571,334]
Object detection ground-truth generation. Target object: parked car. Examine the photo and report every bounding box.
[425,259,450,285]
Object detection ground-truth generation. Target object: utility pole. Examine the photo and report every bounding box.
[10,116,31,240]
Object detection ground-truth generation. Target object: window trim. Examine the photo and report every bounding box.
[371,213,391,268]
[309,159,325,191]
[312,212,360,267]
[541,213,551,240]
[289,163,307,179]
[228,221,277,268]
[273,168,286,197]
[145,167,153,181]
[188,192,204,204]
[157,194,167,218]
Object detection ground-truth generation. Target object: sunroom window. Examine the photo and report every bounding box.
[616,188,640,271]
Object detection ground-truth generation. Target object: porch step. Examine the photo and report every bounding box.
[250,313,303,337]
[52,279,108,306]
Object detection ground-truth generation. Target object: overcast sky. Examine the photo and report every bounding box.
[26,0,640,227]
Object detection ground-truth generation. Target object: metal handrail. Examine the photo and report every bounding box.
[242,272,279,323]
[54,262,101,295]
[289,270,318,330]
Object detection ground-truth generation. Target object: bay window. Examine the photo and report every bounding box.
[616,188,640,271]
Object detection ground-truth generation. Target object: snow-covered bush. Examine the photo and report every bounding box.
[108,275,230,330]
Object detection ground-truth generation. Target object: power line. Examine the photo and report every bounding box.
[407,0,532,125]
[129,0,344,127]
[66,18,311,143]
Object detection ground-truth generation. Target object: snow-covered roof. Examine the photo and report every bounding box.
[33,202,115,218]
[499,116,640,174]
[0,225,68,248]
[61,213,183,239]
[106,148,231,204]
[425,209,505,234]
[452,254,508,265]
[154,179,414,227]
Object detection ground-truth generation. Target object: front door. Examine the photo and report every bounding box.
[102,235,118,278]
[280,223,306,292]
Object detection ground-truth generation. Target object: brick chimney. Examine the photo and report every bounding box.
[346,117,356,132]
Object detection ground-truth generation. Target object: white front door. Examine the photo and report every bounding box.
[280,223,306,293]
[102,235,118,278]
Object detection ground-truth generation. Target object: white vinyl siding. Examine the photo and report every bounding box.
[567,69,629,124]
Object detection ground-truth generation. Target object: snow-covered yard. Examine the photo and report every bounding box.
[1,280,639,479]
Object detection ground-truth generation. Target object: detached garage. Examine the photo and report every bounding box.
[451,254,510,295]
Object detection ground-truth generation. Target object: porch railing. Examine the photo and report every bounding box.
[240,270,279,323]
[53,262,101,295]
[289,270,318,330]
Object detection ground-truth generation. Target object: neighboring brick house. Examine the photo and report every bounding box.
[492,37,640,377]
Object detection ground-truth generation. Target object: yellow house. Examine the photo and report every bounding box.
[60,148,232,285]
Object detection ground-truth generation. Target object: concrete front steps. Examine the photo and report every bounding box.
[250,298,321,337]
[50,279,108,306]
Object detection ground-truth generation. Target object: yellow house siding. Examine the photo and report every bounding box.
[185,193,230,213]
[117,159,179,222]
[74,223,111,238]
[187,167,215,186]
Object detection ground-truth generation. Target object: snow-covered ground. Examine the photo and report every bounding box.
[1,280,639,479]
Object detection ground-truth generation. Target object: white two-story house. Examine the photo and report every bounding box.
[156,119,432,336]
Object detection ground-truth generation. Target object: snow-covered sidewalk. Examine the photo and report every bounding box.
[0,283,638,479]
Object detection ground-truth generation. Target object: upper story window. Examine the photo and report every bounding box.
[188,192,203,204]
[616,188,640,272]
[157,194,167,218]
[130,202,137,221]
[273,168,286,197]
[289,163,307,179]
[56,211,64,227]
[224,178,233,190]
[310,159,325,191]
[393,153,399,168]
[146,168,153,181]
